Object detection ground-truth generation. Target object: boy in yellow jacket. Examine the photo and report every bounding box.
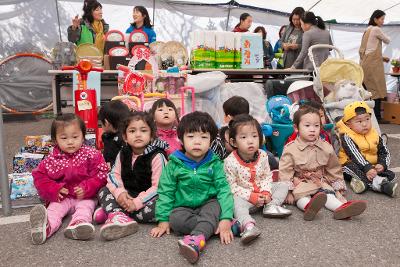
[336,101,397,197]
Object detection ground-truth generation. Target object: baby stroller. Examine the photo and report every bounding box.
[310,44,380,134]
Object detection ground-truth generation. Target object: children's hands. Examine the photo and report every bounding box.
[284,192,295,205]
[125,196,136,213]
[150,222,170,237]
[74,186,85,199]
[215,219,233,245]
[117,192,130,210]
[58,187,69,201]
[366,168,377,181]
[256,194,265,207]
[263,194,272,205]
[375,164,384,173]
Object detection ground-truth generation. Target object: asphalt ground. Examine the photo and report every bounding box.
[1,116,399,266]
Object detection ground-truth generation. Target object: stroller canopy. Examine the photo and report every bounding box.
[319,59,364,87]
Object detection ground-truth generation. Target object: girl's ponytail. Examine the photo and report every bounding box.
[316,16,326,30]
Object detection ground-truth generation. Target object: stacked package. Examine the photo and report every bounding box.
[9,135,51,200]
[190,30,262,69]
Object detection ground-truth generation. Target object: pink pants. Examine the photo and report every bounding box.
[47,198,96,237]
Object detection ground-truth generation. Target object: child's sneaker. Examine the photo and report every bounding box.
[333,200,367,220]
[350,178,366,194]
[64,220,95,240]
[29,205,48,245]
[381,180,398,197]
[240,224,261,245]
[93,207,107,224]
[177,234,205,264]
[303,192,327,221]
[263,204,292,218]
[99,211,138,241]
[231,219,241,237]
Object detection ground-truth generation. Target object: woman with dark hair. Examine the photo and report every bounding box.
[233,13,253,32]
[359,10,391,123]
[254,26,274,68]
[126,6,156,43]
[68,0,109,53]
[281,7,305,68]
[290,11,332,70]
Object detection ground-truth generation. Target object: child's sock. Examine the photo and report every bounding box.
[296,196,311,211]
[324,193,343,211]
[372,175,386,192]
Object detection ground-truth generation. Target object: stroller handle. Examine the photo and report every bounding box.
[308,44,344,72]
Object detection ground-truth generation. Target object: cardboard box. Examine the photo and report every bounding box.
[109,56,130,70]
[383,101,400,124]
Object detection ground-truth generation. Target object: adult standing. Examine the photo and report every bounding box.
[254,26,274,68]
[281,7,305,68]
[126,6,156,43]
[359,10,391,123]
[68,0,109,54]
[290,12,332,70]
[233,13,253,32]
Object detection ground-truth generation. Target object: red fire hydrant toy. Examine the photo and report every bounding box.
[62,60,103,144]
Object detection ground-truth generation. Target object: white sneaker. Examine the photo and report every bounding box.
[263,204,292,218]
[240,225,261,245]
[30,205,48,245]
[350,178,366,194]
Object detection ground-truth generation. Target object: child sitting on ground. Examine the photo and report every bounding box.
[279,106,367,221]
[98,100,131,168]
[151,111,234,264]
[224,114,291,245]
[212,96,279,170]
[150,98,181,155]
[286,100,331,144]
[30,114,108,244]
[96,111,168,241]
[336,101,398,197]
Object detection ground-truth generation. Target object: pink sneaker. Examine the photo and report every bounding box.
[178,234,206,264]
[100,212,138,241]
[64,220,95,240]
[93,207,107,225]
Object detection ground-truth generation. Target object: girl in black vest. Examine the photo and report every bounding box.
[96,111,168,241]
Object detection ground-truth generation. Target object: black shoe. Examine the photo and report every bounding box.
[381,180,398,197]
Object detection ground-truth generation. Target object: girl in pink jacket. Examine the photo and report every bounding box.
[151,98,181,155]
[30,114,108,245]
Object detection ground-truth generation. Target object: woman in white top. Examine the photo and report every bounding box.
[359,10,391,123]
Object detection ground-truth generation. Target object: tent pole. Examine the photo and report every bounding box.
[308,0,323,11]
[225,1,232,31]
[152,0,155,26]
[55,0,62,42]
[0,108,12,216]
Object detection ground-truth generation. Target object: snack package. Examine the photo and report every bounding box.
[9,172,38,200]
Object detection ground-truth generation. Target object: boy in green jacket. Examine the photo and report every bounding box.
[151,111,234,264]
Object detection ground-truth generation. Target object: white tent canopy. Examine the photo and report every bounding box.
[1,0,399,89]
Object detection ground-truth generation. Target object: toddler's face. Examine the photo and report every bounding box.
[56,122,84,154]
[154,104,177,129]
[182,131,211,162]
[124,119,152,153]
[297,113,321,142]
[346,113,371,135]
[231,124,259,160]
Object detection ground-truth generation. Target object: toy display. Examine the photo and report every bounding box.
[13,153,44,173]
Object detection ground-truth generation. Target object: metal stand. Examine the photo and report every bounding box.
[0,108,12,216]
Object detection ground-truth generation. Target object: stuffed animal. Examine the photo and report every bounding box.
[325,79,371,103]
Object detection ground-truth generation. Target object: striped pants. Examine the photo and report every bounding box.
[343,162,395,192]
